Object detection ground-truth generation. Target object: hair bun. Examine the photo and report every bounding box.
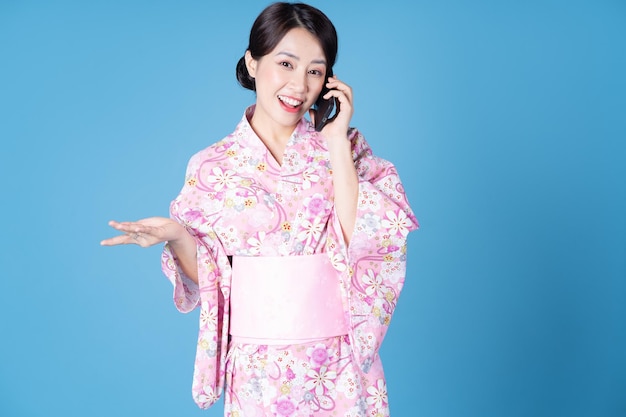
[236,56,256,91]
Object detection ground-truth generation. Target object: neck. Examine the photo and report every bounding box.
[247,108,297,166]
[250,119,294,147]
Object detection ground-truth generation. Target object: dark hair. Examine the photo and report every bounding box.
[236,2,338,91]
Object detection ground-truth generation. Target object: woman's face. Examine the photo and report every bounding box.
[246,27,327,134]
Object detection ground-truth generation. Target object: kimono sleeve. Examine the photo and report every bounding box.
[340,128,419,373]
[161,240,200,313]
[160,151,231,409]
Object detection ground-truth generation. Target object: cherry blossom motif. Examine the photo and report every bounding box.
[206,167,241,191]
[305,366,337,396]
[246,231,266,255]
[302,167,321,189]
[366,379,388,410]
[362,268,384,297]
[306,343,334,366]
[199,301,218,330]
[196,384,220,406]
[329,250,347,272]
[271,395,298,417]
[381,209,412,236]
[304,193,328,216]
[296,217,324,244]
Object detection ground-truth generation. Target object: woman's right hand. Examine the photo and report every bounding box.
[102,217,199,283]
[100,217,187,248]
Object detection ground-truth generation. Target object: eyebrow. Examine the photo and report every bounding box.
[275,51,326,65]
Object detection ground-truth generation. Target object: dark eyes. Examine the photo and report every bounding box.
[278,61,323,76]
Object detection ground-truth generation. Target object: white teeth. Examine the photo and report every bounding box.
[278,95,303,107]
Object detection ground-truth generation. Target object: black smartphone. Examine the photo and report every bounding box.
[314,74,338,132]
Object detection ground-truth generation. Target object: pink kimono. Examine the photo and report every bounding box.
[161,106,418,416]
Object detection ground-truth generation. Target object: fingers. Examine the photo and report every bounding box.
[317,76,354,137]
[108,219,148,234]
[101,220,149,246]
[100,233,135,246]
[324,76,353,103]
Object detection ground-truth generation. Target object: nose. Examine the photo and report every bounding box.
[289,69,307,93]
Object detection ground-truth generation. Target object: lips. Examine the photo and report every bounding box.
[278,95,303,109]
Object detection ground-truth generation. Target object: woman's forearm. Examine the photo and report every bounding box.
[327,136,358,245]
[168,226,199,284]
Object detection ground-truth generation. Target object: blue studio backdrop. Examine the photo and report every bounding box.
[1,1,624,416]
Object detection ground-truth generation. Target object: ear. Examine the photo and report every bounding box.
[245,50,257,78]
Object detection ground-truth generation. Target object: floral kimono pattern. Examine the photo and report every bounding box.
[161,106,418,416]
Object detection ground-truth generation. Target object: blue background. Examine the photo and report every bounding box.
[1,0,624,416]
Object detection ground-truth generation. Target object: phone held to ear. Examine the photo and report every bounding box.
[314,76,339,132]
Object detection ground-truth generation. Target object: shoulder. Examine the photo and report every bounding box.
[185,117,250,175]
[346,127,375,159]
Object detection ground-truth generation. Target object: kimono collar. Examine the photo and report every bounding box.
[241,105,318,144]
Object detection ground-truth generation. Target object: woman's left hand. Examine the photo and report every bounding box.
[310,75,354,141]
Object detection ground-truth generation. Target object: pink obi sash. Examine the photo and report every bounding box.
[229,253,349,345]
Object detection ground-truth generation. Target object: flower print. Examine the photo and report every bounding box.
[362,269,384,297]
[360,357,373,373]
[247,231,266,255]
[281,221,292,232]
[305,366,337,396]
[271,396,298,417]
[358,188,382,211]
[304,193,327,216]
[296,217,324,244]
[263,193,276,208]
[356,398,369,416]
[285,367,296,381]
[292,241,305,253]
[311,347,328,364]
[206,167,241,191]
[303,390,315,402]
[381,209,412,236]
[256,162,267,172]
[247,377,263,397]
[181,208,211,234]
[199,302,218,330]
[186,177,197,187]
[198,337,209,351]
[329,251,347,272]
[366,379,388,409]
[302,167,320,189]
[335,370,360,400]
[182,207,204,224]
[306,343,333,366]
[357,212,381,236]
[196,384,219,405]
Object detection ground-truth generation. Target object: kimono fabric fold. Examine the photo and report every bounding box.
[161,105,419,417]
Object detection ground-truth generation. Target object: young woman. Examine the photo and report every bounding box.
[102,3,418,416]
